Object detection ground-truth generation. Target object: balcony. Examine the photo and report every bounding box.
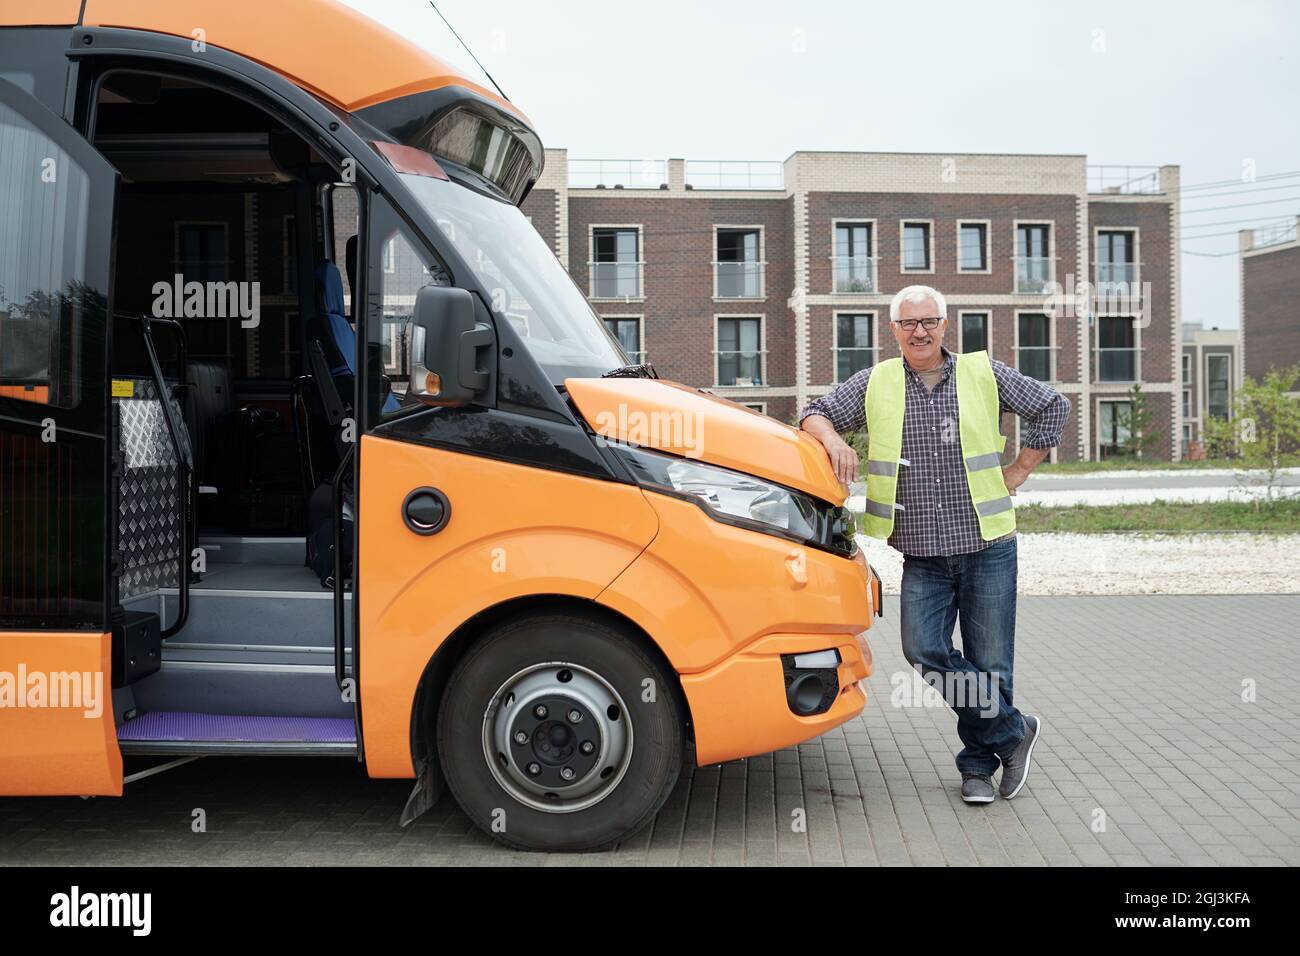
[1095,261,1141,313]
[835,347,877,382]
[715,261,764,299]
[832,255,877,293]
[589,261,643,299]
[1096,348,1137,382]
[1016,347,1053,382]
[569,159,666,189]
[686,160,784,190]
[1087,165,1163,195]
[715,349,766,386]
[1015,256,1054,294]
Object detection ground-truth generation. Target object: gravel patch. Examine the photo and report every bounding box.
[857,532,1300,596]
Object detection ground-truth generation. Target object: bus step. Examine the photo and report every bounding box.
[117,711,357,756]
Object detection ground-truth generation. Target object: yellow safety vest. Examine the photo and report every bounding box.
[861,350,1015,541]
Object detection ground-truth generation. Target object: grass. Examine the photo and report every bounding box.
[1014,498,1300,533]
[1036,456,1300,475]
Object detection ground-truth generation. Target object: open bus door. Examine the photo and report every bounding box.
[0,77,123,796]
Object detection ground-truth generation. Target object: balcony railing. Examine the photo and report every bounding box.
[569,159,667,189]
[1015,256,1054,294]
[686,160,784,190]
[1096,261,1138,286]
[1095,261,1143,314]
[715,350,766,386]
[832,255,877,293]
[1087,165,1162,195]
[589,261,643,299]
[1016,347,1053,382]
[1253,219,1298,249]
[714,261,764,299]
[1096,347,1137,382]
[835,347,877,382]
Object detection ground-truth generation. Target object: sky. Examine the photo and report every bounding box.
[340,0,1299,329]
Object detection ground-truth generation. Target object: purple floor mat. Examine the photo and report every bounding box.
[118,711,355,743]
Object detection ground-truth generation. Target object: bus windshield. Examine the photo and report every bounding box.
[399,172,627,383]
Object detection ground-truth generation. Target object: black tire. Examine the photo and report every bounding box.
[436,611,685,852]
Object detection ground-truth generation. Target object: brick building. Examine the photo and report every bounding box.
[524,151,1183,461]
[1240,217,1300,386]
[1180,322,1240,455]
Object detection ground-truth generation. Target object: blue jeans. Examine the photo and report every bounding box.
[899,537,1026,775]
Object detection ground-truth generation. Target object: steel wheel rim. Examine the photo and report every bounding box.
[481,661,633,814]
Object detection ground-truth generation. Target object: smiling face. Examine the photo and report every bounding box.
[891,295,947,369]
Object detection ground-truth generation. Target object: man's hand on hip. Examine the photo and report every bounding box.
[800,414,860,485]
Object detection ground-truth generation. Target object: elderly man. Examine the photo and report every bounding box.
[800,285,1070,804]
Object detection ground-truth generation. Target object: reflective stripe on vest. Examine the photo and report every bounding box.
[861,350,1015,541]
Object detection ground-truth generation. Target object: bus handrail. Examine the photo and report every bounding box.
[128,312,193,639]
[332,443,355,690]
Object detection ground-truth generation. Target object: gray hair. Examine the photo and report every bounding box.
[889,284,947,322]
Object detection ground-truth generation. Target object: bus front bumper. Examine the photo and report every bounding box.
[681,625,873,766]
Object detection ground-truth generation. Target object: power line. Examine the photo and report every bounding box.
[1179,214,1297,232]
[1180,194,1300,215]
[1179,170,1300,191]
[1179,181,1300,202]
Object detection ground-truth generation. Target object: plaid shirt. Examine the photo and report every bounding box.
[800,349,1070,557]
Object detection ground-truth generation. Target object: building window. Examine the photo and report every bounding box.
[591,227,641,298]
[1182,423,1192,449]
[1182,389,1191,418]
[715,228,763,298]
[1015,223,1052,293]
[603,316,643,364]
[1017,313,1052,381]
[901,221,931,271]
[1182,352,1192,383]
[1207,353,1231,419]
[716,316,763,385]
[833,222,875,292]
[958,312,990,353]
[741,402,767,414]
[1097,316,1136,381]
[834,313,875,381]
[1097,230,1137,289]
[1098,400,1133,459]
[382,236,396,273]
[958,222,988,271]
[176,222,228,283]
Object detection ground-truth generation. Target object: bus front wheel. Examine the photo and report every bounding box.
[436,611,685,852]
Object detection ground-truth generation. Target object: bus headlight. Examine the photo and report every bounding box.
[611,444,853,556]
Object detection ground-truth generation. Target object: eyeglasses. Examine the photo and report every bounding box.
[893,317,944,331]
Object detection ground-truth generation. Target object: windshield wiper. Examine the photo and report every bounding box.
[601,363,659,379]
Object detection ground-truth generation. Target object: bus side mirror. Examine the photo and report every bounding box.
[407,286,494,407]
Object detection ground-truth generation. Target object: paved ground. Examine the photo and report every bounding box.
[3,594,1298,866]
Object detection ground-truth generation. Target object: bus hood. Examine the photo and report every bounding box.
[564,377,847,505]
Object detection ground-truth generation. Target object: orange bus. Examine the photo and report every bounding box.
[0,0,878,850]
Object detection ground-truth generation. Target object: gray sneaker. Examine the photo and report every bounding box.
[961,772,995,804]
[999,714,1042,799]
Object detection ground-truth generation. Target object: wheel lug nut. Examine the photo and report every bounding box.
[567,709,582,723]
[513,731,528,745]
[533,704,548,719]
[526,762,541,776]
[560,767,576,781]
[580,740,595,755]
